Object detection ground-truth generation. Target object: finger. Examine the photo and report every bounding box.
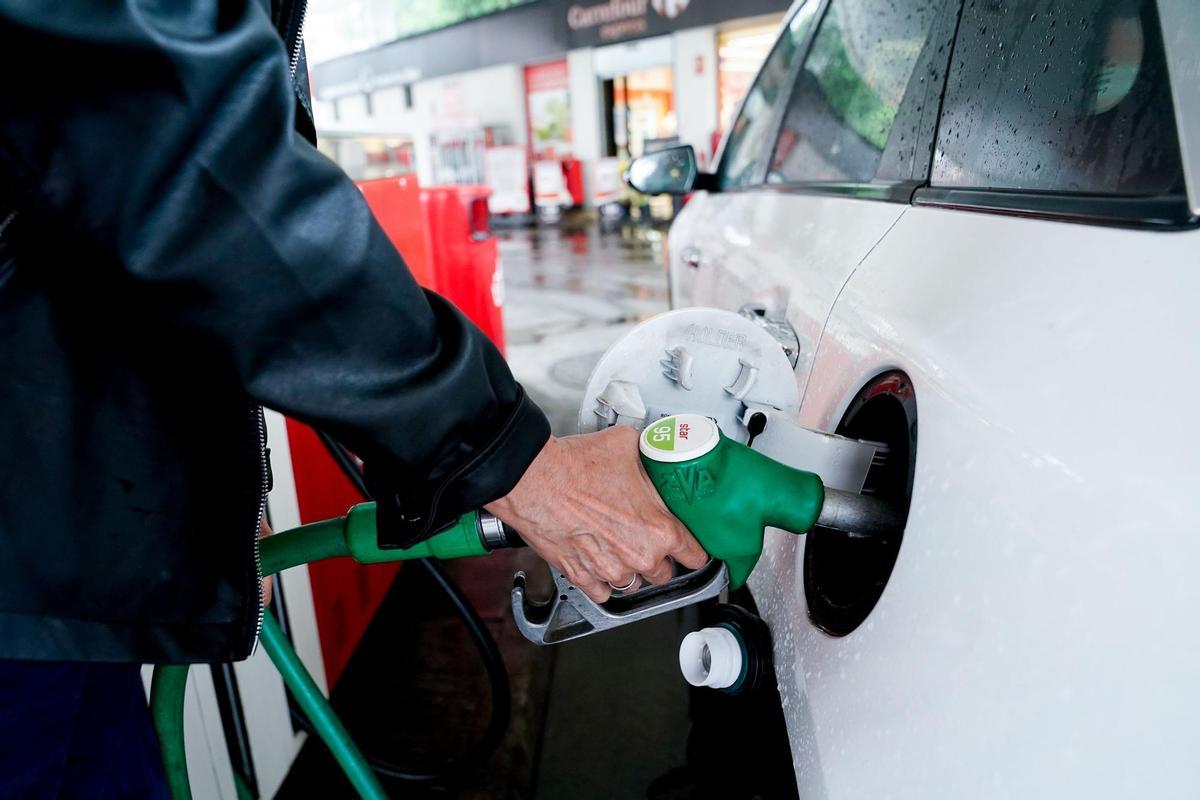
[667,522,710,571]
[576,577,611,604]
[559,557,612,604]
[576,533,637,588]
[608,574,642,594]
[641,557,675,586]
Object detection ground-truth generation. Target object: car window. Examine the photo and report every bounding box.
[716,5,817,191]
[767,0,946,184]
[932,0,1183,196]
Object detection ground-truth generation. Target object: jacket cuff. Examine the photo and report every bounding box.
[371,387,550,549]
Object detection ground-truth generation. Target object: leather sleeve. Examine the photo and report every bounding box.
[0,0,549,546]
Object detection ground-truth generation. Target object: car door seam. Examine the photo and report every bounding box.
[799,207,908,410]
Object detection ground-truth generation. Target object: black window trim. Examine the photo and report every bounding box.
[913,186,1198,230]
[732,178,924,203]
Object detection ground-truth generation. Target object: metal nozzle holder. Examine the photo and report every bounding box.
[511,561,729,645]
[478,512,523,551]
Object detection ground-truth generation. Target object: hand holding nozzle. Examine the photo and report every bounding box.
[485,426,710,603]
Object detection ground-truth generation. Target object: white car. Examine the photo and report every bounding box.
[629,0,1199,796]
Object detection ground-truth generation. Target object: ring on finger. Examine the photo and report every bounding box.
[607,575,638,593]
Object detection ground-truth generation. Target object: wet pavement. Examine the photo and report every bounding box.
[500,219,671,436]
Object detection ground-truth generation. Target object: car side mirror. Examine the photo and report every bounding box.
[627,145,712,195]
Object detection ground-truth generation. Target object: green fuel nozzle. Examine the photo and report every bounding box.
[512,414,903,645]
[639,414,825,589]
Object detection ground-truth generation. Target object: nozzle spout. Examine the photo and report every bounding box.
[815,489,904,540]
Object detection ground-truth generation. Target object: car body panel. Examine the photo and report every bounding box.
[668,189,905,397]
[747,205,1200,798]
[663,0,1200,793]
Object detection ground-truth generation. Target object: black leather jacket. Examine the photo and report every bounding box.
[0,1,549,663]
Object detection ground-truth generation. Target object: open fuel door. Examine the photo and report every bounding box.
[579,308,880,492]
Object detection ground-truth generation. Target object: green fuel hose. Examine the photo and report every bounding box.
[151,503,496,800]
[261,613,387,799]
[149,616,388,800]
[149,664,191,800]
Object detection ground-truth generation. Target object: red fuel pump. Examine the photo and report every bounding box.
[421,184,505,353]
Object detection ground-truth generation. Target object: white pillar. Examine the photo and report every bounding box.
[567,47,602,206]
[671,26,719,169]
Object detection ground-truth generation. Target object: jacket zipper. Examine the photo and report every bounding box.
[285,1,309,79]
[0,210,15,241]
[248,0,303,656]
[248,406,269,656]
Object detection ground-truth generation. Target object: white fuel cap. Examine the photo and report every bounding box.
[579,308,800,442]
[679,626,744,689]
[639,414,720,463]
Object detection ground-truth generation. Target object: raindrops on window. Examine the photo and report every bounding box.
[766,0,954,185]
[931,0,1183,196]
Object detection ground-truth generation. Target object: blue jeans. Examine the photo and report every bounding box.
[0,661,168,799]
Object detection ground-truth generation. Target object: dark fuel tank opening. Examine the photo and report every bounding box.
[805,371,916,636]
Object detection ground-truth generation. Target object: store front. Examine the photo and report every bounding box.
[593,35,677,160]
[309,0,790,210]
[613,66,677,158]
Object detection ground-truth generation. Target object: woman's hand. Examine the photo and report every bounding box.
[485,426,708,603]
